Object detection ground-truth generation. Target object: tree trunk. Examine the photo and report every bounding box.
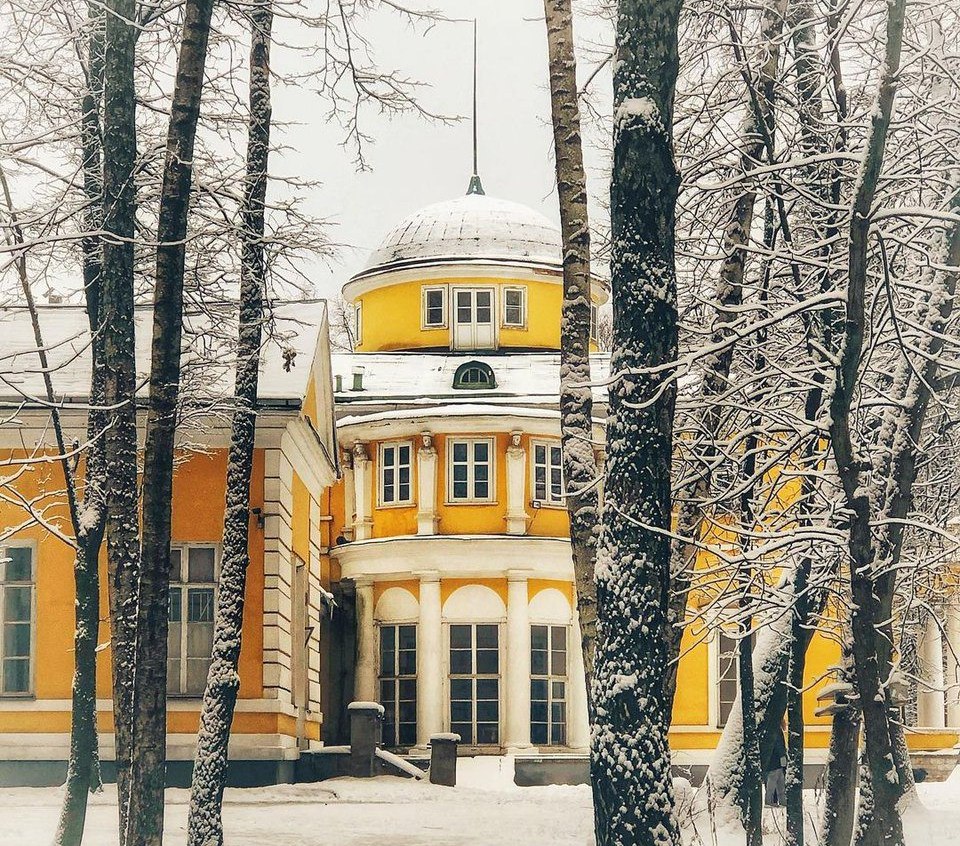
[100,0,140,840]
[542,0,600,703]
[130,0,216,841]
[820,642,860,846]
[187,5,272,844]
[590,1,681,843]
[826,1,908,842]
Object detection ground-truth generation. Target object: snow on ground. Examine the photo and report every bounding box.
[1,758,958,846]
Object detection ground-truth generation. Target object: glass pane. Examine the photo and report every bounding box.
[453,442,468,462]
[531,723,548,745]
[186,621,214,659]
[399,699,417,722]
[453,481,468,499]
[167,660,181,694]
[398,649,416,675]
[381,649,396,676]
[188,588,214,623]
[168,621,182,659]
[531,701,548,722]
[399,625,416,649]
[398,678,417,699]
[531,625,548,651]
[476,648,498,674]
[380,625,396,650]
[474,464,488,483]
[398,722,417,745]
[169,548,183,581]
[3,586,31,622]
[5,623,31,657]
[531,678,548,701]
[399,445,410,465]
[531,650,548,676]
[4,548,31,582]
[450,649,472,674]
[477,700,498,722]
[451,700,472,722]
[551,701,566,724]
[552,680,567,699]
[186,658,211,694]
[473,442,489,463]
[188,548,215,583]
[476,625,498,648]
[476,677,498,701]
[476,723,498,745]
[450,678,472,700]
[473,480,489,499]
[551,721,565,745]
[3,658,29,694]
[451,722,472,743]
[383,446,395,467]
[551,650,566,675]
[380,679,395,706]
[551,626,567,650]
[169,588,182,622]
[450,624,471,649]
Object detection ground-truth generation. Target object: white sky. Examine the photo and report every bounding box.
[271,0,613,302]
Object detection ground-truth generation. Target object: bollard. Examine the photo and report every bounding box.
[348,701,384,778]
[428,732,460,786]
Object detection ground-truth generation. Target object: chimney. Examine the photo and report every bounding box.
[352,366,365,392]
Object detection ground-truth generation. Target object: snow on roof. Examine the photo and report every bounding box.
[0,299,327,405]
[355,193,563,278]
[331,351,611,412]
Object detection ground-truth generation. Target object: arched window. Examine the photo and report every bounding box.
[453,361,496,390]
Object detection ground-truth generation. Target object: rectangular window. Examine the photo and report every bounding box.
[447,438,494,502]
[422,287,447,327]
[503,287,526,327]
[169,546,217,696]
[379,624,417,747]
[1,544,34,695]
[449,623,499,745]
[379,442,413,506]
[716,630,755,727]
[532,441,563,505]
[530,624,567,745]
[354,302,363,346]
[590,305,598,341]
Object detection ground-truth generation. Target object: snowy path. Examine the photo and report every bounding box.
[2,758,959,846]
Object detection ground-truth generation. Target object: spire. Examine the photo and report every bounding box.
[466,18,484,196]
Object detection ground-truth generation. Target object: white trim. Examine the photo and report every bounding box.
[530,438,564,508]
[445,436,496,504]
[442,620,504,748]
[421,285,448,329]
[502,285,527,329]
[377,440,415,507]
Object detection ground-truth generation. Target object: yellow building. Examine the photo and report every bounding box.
[0,300,338,785]
[324,186,960,778]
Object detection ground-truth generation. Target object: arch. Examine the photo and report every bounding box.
[453,361,496,390]
[528,587,572,624]
[375,586,420,621]
[442,584,506,621]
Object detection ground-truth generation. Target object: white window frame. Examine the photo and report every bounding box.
[354,302,363,347]
[421,286,448,329]
[377,622,418,748]
[0,541,35,697]
[502,286,527,328]
[446,437,496,504]
[445,621,502,747]
[530,622,569,747]
[590,304,599,341]
[378,441,414,507]
[168,544,219,697]
[531,439,564,507]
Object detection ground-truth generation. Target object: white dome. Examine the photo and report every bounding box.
[357,193,562,277]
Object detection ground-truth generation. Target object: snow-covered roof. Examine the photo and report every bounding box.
[354,193,563,279]
[331,351,611,413]
[0,299,328,405]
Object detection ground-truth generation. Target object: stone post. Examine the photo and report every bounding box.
[918,612,946,728]
[352,441,373,541]
[429,733,460,787]
[416,433,439,535]
[349,701,383,778]
[354,577,377,702]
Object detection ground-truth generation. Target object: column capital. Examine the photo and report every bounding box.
[352,440,370,461]
[414,570,441,584]
[352,575,374,589]
[506,569,532,583]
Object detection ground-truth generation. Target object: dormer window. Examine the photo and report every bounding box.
[453,361,496,390]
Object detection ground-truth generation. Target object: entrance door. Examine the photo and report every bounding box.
[452,288,495,350]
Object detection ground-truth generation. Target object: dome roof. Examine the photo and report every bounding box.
[356,193,562,277]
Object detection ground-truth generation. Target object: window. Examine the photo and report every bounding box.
[716,629,755,727]
[532,441,563,505]
[354,302,362,346]
[379,624,417,747]
[530,624,567,745]
[590,305,599,341]
[447,438,494,502]
[452,361,496,390]
[449,623,499,745]
[422,287,447,328]
[503,287,526,327]
[379,442,413,506]
[169,546,217,696]
[1,544,34,695]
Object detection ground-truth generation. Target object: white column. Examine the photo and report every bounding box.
[416,434,439,535]
[918,613,946,728]
[505,431,529,535]
[503,570,532,751]
[340,449,356,541]
[946,605,960,728]
[352,442,373,541]
[416,571,444,747]
[567,606,591,752]
[354,577,377,702]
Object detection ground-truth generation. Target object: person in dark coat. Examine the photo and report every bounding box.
[763,719,788,807]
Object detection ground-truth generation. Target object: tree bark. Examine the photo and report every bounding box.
[590,2,681,843]
[820,641,860,846]
[130,0,216,841]
[542,0,600,703]
[100,1,141,840]
[187,5,272,843]
[827,1,908,843]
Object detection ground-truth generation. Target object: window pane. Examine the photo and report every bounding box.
[476,625,498,648]
[398,649,416,675]
[383,446,395,466]
[450,625,472,649]
[4,623,31,657]
[477,700,498,722]
[473,480,489,500]
[188,588,214,623]
[186,658,211,694]
[476,723,498,745]
[453,442,468,462]
[531,723,548,745]
[3,658,29,693]
[187,620,214,660]
[451,700,472,722]
[450,649,472,674]
[399,445,410,465]
[476,677,499,701]
[398,722,417,746]
[553,681,567,699]
[531,701,548,723]
[381,649,396,676]
[167,660,181,694]
[531,625,548,651]
[3,586,31,622]
[4,548,31,582]
[168,621,182,659]
[450,678,473,700]
[476,648,498,674]
[551,650,566,675]
[453,481,469,499]
[551,626,567,650]
[399,678,417,700]
[531,650,548,675]
[398,699,417,723]
[380,625,396,650]
[451,722,472,743]
[473,442,489,463]
[399,625,416,650]
[169,548,183,581]
[188,548,215,582]
[531,678,548,701]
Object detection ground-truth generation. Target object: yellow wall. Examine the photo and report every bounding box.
[354,277,602,353]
